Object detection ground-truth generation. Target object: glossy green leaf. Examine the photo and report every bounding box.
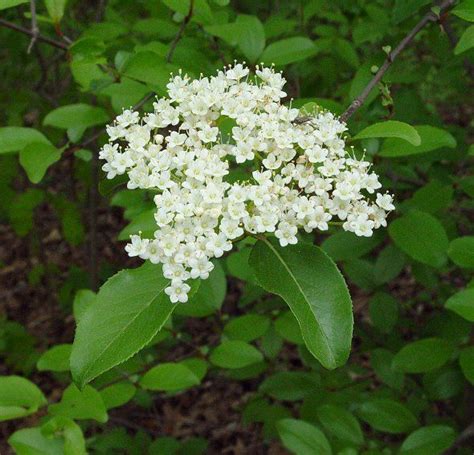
[8,427,64,455]
[44,0,67,22]
[448,236,474,268]
[452,0,474,22]
[389,210,449,268]
[317,404,364,446]
[223,314,270,342]
[260,37,320,65]
[392,0,431,23]
[122,52,173,89]
[162,0,214,25]
[445,288,474,321]
[392,338,453,373]
[400,425,456,455]
[70,263,195,387]
[353,121,421,145]
[380,125,456,157]
[260,371,320,401]
[371,348,405,390]
[459,346,474,385]
[209,340,263,369]
[455,25,474,54]
[43,103,108,130]
[140,363,201,391]
[374,244,405,284]
[357,399,418,434]
[174,261,226,317]
[99,382,136,409]
[234,15,265,62]
[0,127,51,154]
[181,358,208,381]
[49,384,108,422]
[37,344,72,372]
[42,416,87,455]
[73,289,96,323]
[405,181,453,214]
[277,418,332,455]
[0,376,47,421]
[19,142,61,184]
[369,292,399,333]
[321,230,384,262]
[249,238,352,369]
[274,310,304,345]
[0,0,28,10]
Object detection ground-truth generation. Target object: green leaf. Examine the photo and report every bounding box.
[100,382,136,409]
[118,207,156,240]
[392,0,431,24]
[0,0,28,10]
[448,236,474,268]
[321,230,384,262]
[455,25,474,54]
[371,348,405,390]
[122,52,172,90]
[249,238,352,369]
[353,121,421,145]
[0,376,47,421]
[204,22,239,46]
[44,0,67,23]
[73,289,96,323]
[19,142,61,184]
[140,363,201,391]
[274,310,304,345]
[209,340,263,369]
[260,37,320,66]
[43,103,109,131]
[445,288,474,321]
[42,416,87,455]
[260,371,320,401]
[0,127,51,154]
[453,0,474,22]
[400,425,456,455]
[37,344,72,372]
[459,347,474,385]
[374,244,405,284]
[369,292,399,333]
[277,418,332,455]
[8,427,64,455]
[333,38,360,68]
[223,314,270,342]
[70,263,195,387]
[49,384,108,423]
[405,181,453,214]
[234,15,265,62]
[174,261,226,317]
[181,357,208,381]
[392,338,453,373]
[317,404,364,446]
[380,125,456,157]
[162,0,214,25]
[357,399,418,434]
[389,210,449,268]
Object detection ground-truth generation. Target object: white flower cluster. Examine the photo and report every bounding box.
[100,63,394,303]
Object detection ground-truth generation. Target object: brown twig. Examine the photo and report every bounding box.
[0,18,68,51]
[26,0,39,53]
[339,0,456,123]
[166,0,195,63]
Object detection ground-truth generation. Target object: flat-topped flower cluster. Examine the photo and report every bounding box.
[100,63,394,303]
